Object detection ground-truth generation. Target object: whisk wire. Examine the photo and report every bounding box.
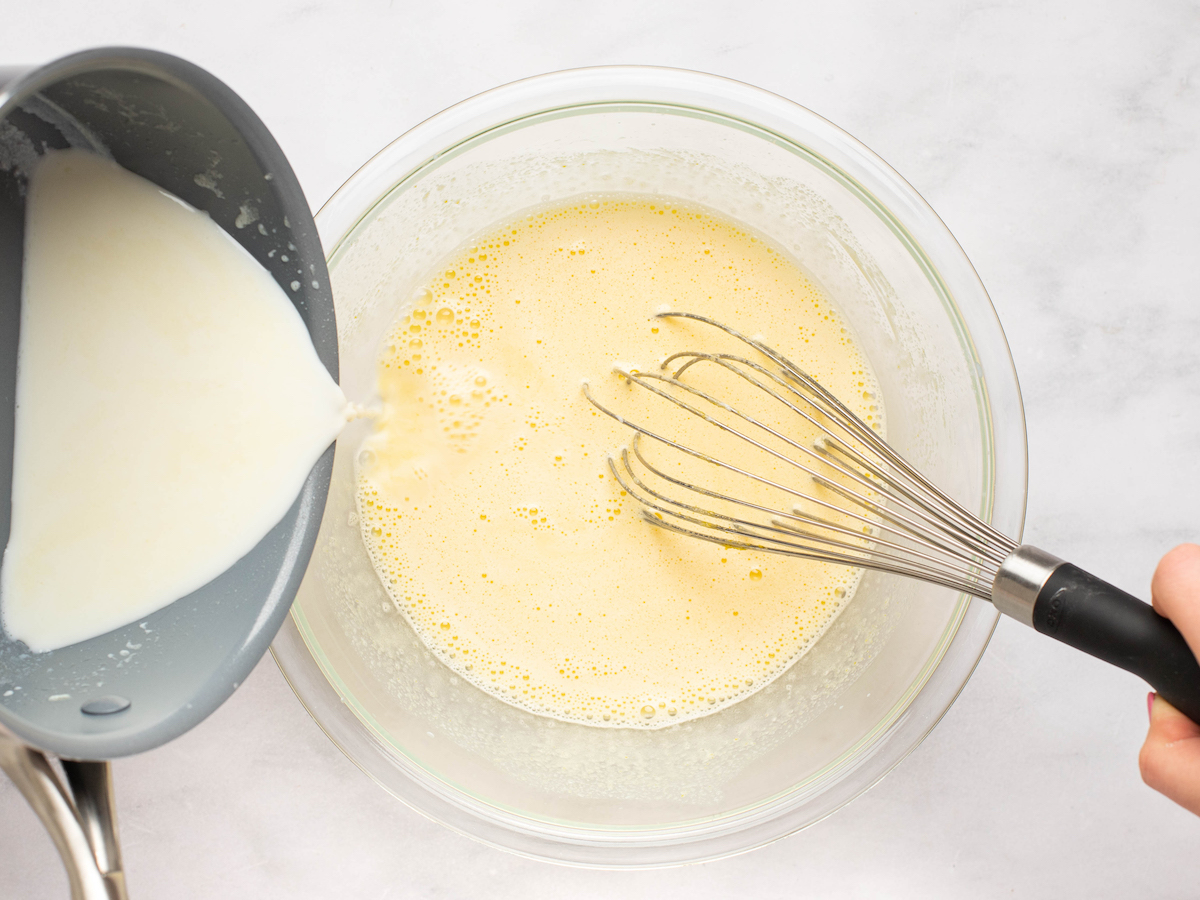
[656,312,1016,557]
[812,436,1009,566]
[583,311,1019,601]
[648,353,1010,565]
[635,501,993,597]
[614,442,997,592]
[676,346,1012,563]
[626,438,990,575]
[624,366,917,527]
[580,314,1022,602]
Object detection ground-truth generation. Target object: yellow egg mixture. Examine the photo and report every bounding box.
[356,196,882,727]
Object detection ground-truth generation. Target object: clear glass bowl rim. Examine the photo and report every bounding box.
[272,65,1029,868]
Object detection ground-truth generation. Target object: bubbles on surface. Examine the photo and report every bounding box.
[412,286,433,306]
[354,196,882,728]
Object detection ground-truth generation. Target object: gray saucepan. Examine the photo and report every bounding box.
[0,47,338,898]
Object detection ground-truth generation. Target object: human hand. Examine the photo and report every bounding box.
[1139,543,1200,815]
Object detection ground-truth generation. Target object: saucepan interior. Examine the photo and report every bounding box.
[272,67,1026,866]
[0,47,336,759]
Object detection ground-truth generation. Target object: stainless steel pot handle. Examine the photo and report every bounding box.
[0,725,128,899]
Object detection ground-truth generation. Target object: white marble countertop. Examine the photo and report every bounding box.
[3,1,1200,896]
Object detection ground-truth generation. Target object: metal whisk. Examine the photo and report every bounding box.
[584,311,1200,723]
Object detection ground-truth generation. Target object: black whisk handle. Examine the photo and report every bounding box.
[1030,563,1200,724]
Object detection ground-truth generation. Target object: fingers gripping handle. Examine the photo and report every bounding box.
[994,546,1200,724]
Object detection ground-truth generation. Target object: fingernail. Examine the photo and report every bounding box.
[1148,692,1157,721]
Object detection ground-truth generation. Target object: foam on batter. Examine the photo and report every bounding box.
[356,196,882,727]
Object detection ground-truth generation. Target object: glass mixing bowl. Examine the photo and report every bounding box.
[271,67,1027,866]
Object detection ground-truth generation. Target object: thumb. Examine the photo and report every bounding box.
[1139,693,1200,816]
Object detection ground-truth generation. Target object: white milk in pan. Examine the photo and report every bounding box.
[356,196,883,728]
[1,150,349,653]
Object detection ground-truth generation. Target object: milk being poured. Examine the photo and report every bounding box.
[0,150,349,652]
